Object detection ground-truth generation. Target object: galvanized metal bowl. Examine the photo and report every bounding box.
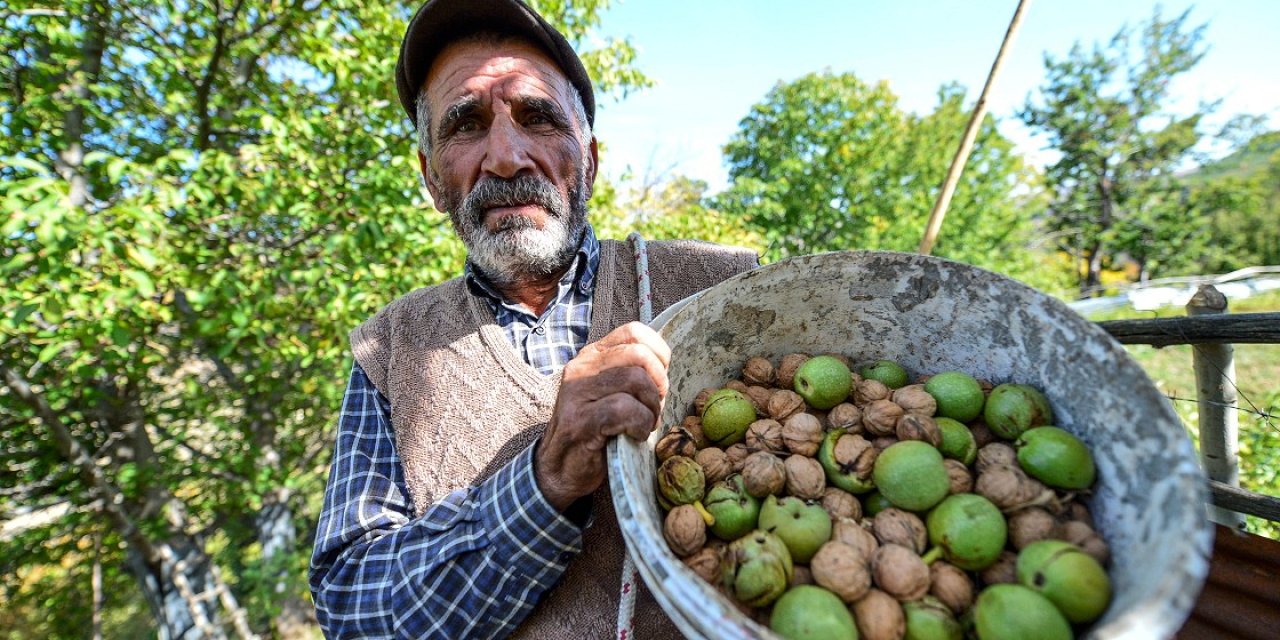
[607,250,1211,639]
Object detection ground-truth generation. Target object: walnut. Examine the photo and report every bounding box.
[655,427,698,463]
[821,487,862,521]
[974,442,1017,474]
[741,451,786,498]
[744,385,773,416]
[831,433,875,480]
[776,353,811,389]
[929,562,975,615]
[663,504,706,558]
[695,447,733,485]
[871,436,898,452]
[979,550,1018,586]
[895,414,942,447]
[693,387,717,416]
[862,400,905,436]
[976,466,1055,511]
[680,415,709,449]
[1061,520,1111,566]
[826,403,863,433]
[892,384,937,417]
[854,379,892,406]
[853,588,905,640]
[969,421,997,448]
[871,544,930,601]
[784,454,826,500]
[782,413,824,456]
[811,541,872,603]
[682,545,721,584]
[790,564,815,587]
[1062,500,1095,528]
[1008,507,1060,550]
[724,443,751,473]
[725,379,750,394]
[872,509,928,554]
[767,389,806,421]
[742,356,775,387]
[944,459,973,494]
[745,419,786,453]
[832,517,879,559]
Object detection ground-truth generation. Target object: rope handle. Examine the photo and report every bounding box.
[616,232,652,640]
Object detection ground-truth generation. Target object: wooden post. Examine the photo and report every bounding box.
[919,0,1032,255]
[1187,285,1245,529]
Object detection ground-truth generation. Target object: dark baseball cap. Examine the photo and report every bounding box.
[395,0,596,130]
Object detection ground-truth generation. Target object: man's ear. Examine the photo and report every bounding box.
[418,149,443,209]
[585,136,599,199]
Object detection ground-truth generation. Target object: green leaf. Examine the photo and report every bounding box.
[125,270,156,298]
[37,341,66,363]
[11,303,38,328]
[126,245,158,270]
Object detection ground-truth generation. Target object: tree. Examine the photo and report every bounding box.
[714,71,1054,288]
[0,1,648,637]
[1020,7,1210,295]
[1186,130,1280,273]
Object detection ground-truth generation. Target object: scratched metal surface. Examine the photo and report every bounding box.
[608,250,1211,640]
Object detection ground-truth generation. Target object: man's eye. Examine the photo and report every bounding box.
[456,120,479,133]
[526,113,550,126]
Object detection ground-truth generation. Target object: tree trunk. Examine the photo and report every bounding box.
[126,539,228,640]
[257,485,314,639]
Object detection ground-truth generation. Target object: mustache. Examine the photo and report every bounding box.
[460,175,565,225]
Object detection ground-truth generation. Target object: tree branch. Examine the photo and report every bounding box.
[1,365,160,564]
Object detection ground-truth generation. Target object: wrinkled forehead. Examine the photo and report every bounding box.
[424,36,574,113]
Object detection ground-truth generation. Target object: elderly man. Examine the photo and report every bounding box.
[308,0,757,637]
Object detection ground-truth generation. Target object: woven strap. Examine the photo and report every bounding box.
[616,232,652,640]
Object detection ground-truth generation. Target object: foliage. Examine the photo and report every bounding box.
[0,0,648,637]
[714,71,1062,290]
[591,173,766,253]
[1186,131,1280,272]
[1020,7,1212,293]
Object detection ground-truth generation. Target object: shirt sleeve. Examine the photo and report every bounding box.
[309,363,586,639]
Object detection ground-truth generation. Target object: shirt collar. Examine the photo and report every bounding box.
[464,224,600,305]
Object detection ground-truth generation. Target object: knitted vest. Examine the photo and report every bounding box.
[350,238,757,639]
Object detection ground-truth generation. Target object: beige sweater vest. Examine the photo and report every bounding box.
[350,238,757,638]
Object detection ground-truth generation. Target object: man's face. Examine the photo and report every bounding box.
[419,38,598,284]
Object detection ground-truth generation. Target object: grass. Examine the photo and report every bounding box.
[1084,288,1280,540]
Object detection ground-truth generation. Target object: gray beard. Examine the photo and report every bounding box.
[445,167,590,289]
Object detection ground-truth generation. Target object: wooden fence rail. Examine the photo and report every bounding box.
[1095,288,1278,525]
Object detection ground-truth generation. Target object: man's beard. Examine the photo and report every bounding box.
[443,166,589,288]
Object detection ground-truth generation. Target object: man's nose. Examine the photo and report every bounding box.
[480,118,536,179]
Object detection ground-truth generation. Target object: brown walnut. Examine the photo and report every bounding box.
[694,447,733,485]
[871,544,930,601]
[929,562,975,615]
[895,414,942,447]
[782,413,824,456]
[832,517,879,559]
[741,356,775,386]
[745,419,786,453]
[682,545,721,584]
[663,504,706,558]
[767,389,806,421]
[826,402,863,433]
[741,451,786,498]
[854,379,892,406]
[853,588,906,640]
[776,353,811,389]
[811,541,872,603]
[1008,507,1060,550]
[892,384,937,417]
[821,487,862,522]
[862,400,905,437]
[655,427,698,463]
[872,508,928,554]
[783,454,826,500]
[944,459,973,494]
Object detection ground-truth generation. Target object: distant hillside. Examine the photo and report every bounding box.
[1185,130,1280,183]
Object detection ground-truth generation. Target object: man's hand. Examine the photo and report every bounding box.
[535,322,671,512]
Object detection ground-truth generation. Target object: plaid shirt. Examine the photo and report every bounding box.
[310,228,602,639]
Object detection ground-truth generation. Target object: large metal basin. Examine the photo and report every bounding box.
[607,250,1211,639]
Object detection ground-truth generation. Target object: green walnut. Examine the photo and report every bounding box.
[873,441,949,512]
[1016,539,1112,623]
[983,383,1053,440]
[973,584,1073,640]
[793,355,853,410]
[1015,426,1096,490]
[926,493,1007,571]
[704,474,761,541]
[702,389,757,447]
[770,585,858,640]
[860,359,909,390]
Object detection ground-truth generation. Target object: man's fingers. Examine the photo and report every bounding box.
[595,392,659,442]
[563,366,662,417]
[591,322,672,369]
[565,342,670,398]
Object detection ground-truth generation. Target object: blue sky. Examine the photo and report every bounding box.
[589,0,1280,193]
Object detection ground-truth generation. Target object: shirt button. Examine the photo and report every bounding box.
[534,326,545,335]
